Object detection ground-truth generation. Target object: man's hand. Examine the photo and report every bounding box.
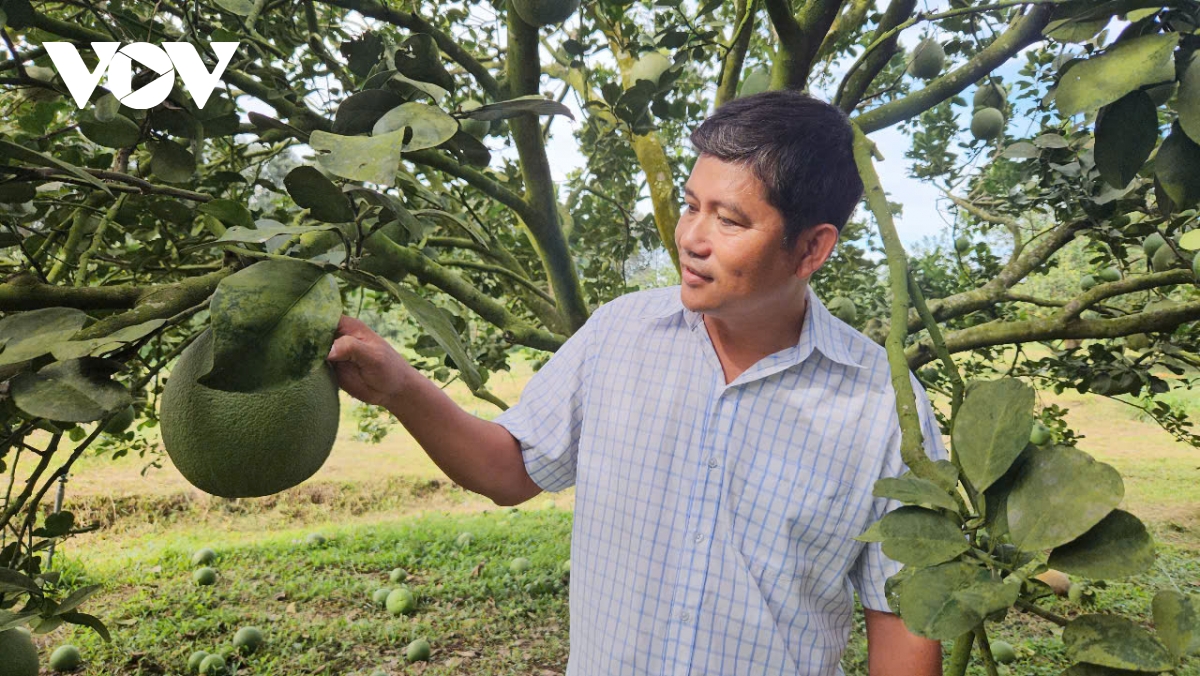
[326,315,413,408]
[864,609,941,676]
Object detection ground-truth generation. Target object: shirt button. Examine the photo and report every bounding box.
[693,532,704,544]
[679,610,691,622]
[707,457,718,469]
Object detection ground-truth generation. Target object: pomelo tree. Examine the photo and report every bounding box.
[0,0,1198,672]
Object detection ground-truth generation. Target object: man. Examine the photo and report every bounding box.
[327,90,946,675]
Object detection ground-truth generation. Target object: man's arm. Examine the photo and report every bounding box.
[327,316,541,506]
[864,609,941,676]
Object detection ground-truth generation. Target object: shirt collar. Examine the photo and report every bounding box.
[650,286,863,369]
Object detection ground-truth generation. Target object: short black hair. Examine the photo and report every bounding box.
[689,89,864,247]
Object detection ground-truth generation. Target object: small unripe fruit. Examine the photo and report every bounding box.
[629,51,671,86]
[386,587,416,615]
[192,548,217,566]
[970,107,1005,141]
[908,39,945,80]
[1151,244,1181,272]
[50,645,82,672]
[187,650,209,674]
[193,567,217,586]
[973,82,1007,110]
[1030,423,1051,446]
[233,626,264,655]
[739,67,770,97]
[1143,232,1166,258]
[389,568,408,583]
[827,297,857,325]
[990,640,1017,664]
[372,588,391,606]
[405,637,431,663]
[198,654,227,676]
[954,236,971,253]
[509,557,532,574]
[1080,274,1097,291]
[1097,267,1121,283]
[458,100,490,139]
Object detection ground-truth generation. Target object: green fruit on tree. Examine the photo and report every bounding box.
[386,587,416,615]
[187,651,210,674]
[1151,244,1182,272]
[192,548,217,566]
[629,51,670,86]
[198,654,227,676]
[102,405,136,435]
[49,645,82,672]
[990,640,1017,664]
[1097,267,1121,283]
[458,100,490,139]
[1029,423,1051,446]
[372,588,391,606]
[510,557,532,574]
[1080,274,1097,291]
[970,107,1005,141]
[739,67,770,97]
[827,297,857,325]
[1143,232,1166,259]
[405,638,432,663]
[389,567,408,583]
[159,329,340,498]
[193,567,217,586]
[907,39,945,80]
[954,236,971,253]
[973,82,1007,110]
[233,627,264,655]
[511,0,579,26]
[0,629,39,676]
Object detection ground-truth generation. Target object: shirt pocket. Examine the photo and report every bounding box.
[726,449,856,578]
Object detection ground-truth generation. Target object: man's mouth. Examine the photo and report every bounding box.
[684,265,712,281]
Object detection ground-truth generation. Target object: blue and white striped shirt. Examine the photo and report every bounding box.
[494,285,948,676]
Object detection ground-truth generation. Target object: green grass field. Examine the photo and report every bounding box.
[12,354,1200,675]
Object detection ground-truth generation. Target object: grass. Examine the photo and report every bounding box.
[10,349,1200,675]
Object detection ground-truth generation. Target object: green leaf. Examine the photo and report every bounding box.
[1095,91,1158,189]
[1156,123,1200,208]
[197,199,255,230]
[872,474,960,512]
[332,89,407,136]
[1044,17,1107,43]
[1055,33,1179,117]
[894,561,1018,640]
[149,139,195,183]
[878,506,969,566]
[371,102,459,152]
[1001,141,1039,159]
[459,95,576,122]
[58,611,110,642]
[33,510,74,538]
[0,181,36,203]
[0,610,41,632]
[309,129,407,185]
[1007,445,1123,551]
[200,259,342,393]
[10,358,131,422]
[284,166,355,223]
[1178,229,1200,251]
[50,319,166,361]
[215,222,338,245]
[371,277,483,391]
[388,72,448,103]
[1152,590,1197,660]
[212,0,254,15]
[1063,614,1174,671]
[52,583,101,616]
[1060,663,1162,676]
[855,519,885,543]
[0,307,88,347]
[76,109,141,148]
[0,568,42,595]
[0,138,113,197]
[952,378,1035,492]
[1177,54,1200,144]
[1048,510,1155,579]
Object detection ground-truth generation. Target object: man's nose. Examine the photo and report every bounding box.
[677,215,710,257]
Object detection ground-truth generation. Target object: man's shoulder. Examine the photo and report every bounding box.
[591,286,681,326]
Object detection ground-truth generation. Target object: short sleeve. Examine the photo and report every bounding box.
[492,304,608,493]
[849,374,950,612]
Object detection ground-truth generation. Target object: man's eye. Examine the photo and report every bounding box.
[719,217,740,227]
[685,203,699,213]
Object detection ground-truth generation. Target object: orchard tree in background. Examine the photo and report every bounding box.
[0,0,1199,673]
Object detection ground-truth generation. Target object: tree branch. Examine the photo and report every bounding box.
[836,0,916,112]
[853,4,1053,133]
[715,0,757,107]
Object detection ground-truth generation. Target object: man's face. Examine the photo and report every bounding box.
[674,154,810,320]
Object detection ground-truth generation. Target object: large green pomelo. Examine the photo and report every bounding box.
[458,100,490,139]
[511,0,579,26]
[970,107,1005,141]
[386,587,416,615]
[973,82,1007,110]
[160,329,339,498]
[233,627,264,655]
[629,52,670,86]
[0,628,40,676]
[908,39,945,79]
[739,67,770,97]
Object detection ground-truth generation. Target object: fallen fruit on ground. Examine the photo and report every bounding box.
[198,653,227,676]
[970,107,1005,141]
[306,532,326,546]
[160,329,340,498]
[192,548,217,566]
[187,651,209,674]
[233,627,264,655]
[0,628,39,676]
[386,587,416,615]
[389,567,408,583]
[372,588,391,606]
[456,532,473,548]
[511,0,579,26]
[405,638,431,663]
[49,645,81,672]
[990,640,1016,664]
[908,39,945,79]
[193,567,217,586]
[510,557,532,574]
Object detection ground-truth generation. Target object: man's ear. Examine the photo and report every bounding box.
[791,223,841,280]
